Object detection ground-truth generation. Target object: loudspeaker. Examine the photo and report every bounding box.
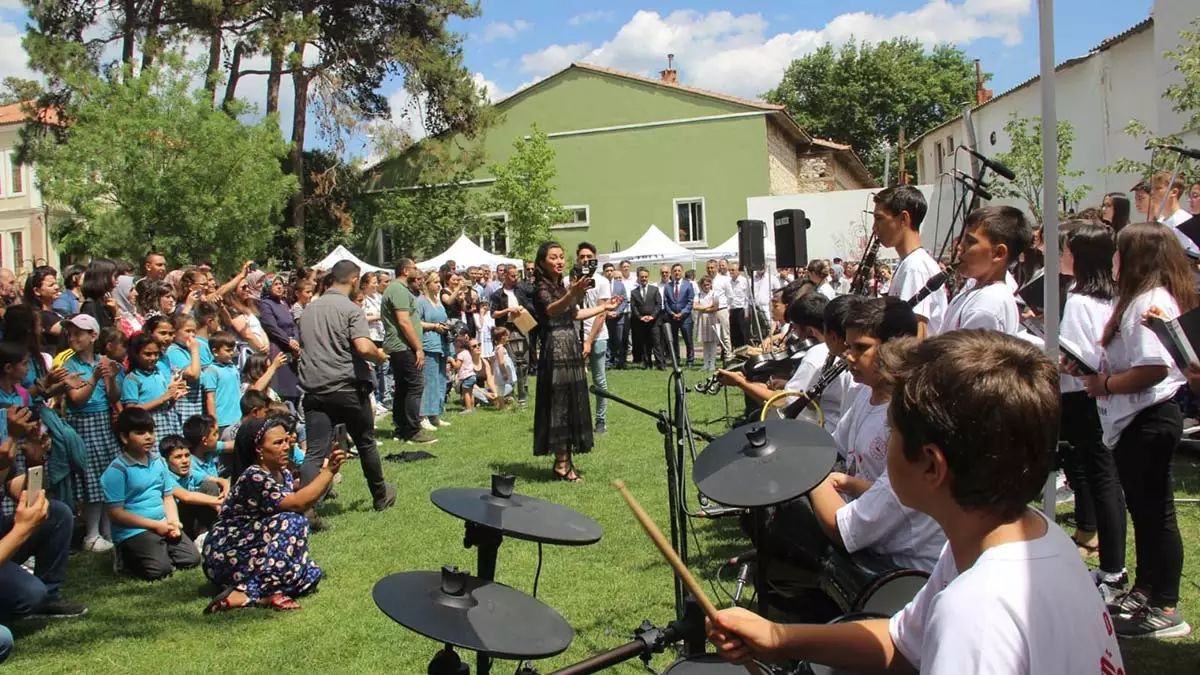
[737,220,767,271]
[773,209,810,269]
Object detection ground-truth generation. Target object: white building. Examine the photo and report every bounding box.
[0,102,59,271]
[910,0,1198,211]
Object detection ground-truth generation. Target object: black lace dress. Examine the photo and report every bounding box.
[532,276,594,457]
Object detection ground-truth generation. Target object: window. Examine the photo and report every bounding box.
[2,152,25,197]
[10,232,23,270]
[476,213,509,255]
[551,205,590,230]
[934,142,944,174]
[674,197,706,246]
[946,135,955,155]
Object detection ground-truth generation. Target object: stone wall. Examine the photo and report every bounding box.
[797,151,836,192]
[766,120,799,195]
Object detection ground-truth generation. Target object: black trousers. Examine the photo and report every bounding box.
[118,530,200,581]
[632,318,663,367]
[177,482,222,541]
[668,316,694,365]
[730,308,749,349]
[1114,399,1183,605]
[301,387,388,502]
[389,350,424,441]
[1060,391,1126,574]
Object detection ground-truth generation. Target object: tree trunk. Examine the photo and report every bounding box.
[289,42,310,266]
[122,0,138,69]
[204,24,222,102]
[266,48,283,115]
[140,0,166,71]
[222,41,246,112]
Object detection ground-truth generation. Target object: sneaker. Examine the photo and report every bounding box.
[373,483,397,512]
[420,419,438,432]
[1114,605,1192,639]
[194,532,208,554]
[83,536,114,553]
[30,597,88,619]
[437,419,452,427]
[594,421,607,435]
[406,432,438,445]
[1098,581,1126,608]
[1108,589,1150,618]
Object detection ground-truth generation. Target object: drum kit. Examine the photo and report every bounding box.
[373,418,926,675]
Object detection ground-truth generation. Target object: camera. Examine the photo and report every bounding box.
[572,259,598,288]
[443,318,469,339]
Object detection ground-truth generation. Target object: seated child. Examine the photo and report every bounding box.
[217,389,271,451]
[181,414,231,492]
[707,331,1124,675]
[160,434,226,548]
[101,408,201,580]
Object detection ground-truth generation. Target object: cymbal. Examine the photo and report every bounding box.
[693,419,837,508]
[373,566,574,659]
[431,475,603,545]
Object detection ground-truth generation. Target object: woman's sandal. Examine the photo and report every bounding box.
[1074,532,1100,559]
[262,593,301,611]
[553,460,582,482]
[204,587,250,615]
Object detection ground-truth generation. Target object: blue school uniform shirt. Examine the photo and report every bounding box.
[204,362,241,427]
[63,354,111,413]
[291,444,304,466]
[101,454,170,544]
[121,365,170,407]
[194,336,215,367]
[165,468,205,493]
[190,450,221,482]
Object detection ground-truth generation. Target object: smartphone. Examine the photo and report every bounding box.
[333,423,350,453]
[25,465,43,506]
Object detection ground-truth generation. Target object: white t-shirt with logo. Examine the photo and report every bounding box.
[890,248,947,331]
[582,272,611,342]
[1097,287,1184,447]
[1060,291,1113,394]
[889,509,1125,675]
[836,471,946,572]
[833,385,890,481]
[938,281,1019,336]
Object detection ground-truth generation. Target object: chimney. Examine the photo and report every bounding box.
[659,53,678,85]
[974,59,993,105]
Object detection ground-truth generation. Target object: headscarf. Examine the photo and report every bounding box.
[114,275,136,317]
[164,269,184,298]
[245,270,267,301]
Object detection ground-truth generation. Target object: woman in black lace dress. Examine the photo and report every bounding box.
[532,242,619,481]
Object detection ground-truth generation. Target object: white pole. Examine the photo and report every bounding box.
[882,143,892,188]
[1038,0,1060,520]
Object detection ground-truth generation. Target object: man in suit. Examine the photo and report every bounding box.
[630,267,664,369]
[663,263,695,366]
[604,263,629,369]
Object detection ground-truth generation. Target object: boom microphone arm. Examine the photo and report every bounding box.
[960,145,1016,180]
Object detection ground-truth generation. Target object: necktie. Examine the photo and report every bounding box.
[674,281,679,299]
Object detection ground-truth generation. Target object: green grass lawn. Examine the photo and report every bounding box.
[9,367,1200,673]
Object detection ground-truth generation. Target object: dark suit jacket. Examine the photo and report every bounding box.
[663,279,694,318]
[631,284,662,320]
[489,283,535,331]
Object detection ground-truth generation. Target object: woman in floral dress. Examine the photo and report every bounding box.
[202,417,346,613]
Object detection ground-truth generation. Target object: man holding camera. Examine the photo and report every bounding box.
[576,243,611,435]
[490,264,534,407]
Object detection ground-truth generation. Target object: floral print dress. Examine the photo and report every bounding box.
[202,466,322,600]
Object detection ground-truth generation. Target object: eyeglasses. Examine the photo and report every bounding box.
[470,343,480,348]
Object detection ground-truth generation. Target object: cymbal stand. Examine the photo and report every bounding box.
[548,596,706,674]
[460,475,517,675]
[428,644,470,675]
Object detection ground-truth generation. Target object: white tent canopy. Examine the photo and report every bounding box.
[417,234,522,272]
[599,225,695,266]
[691,231,776,264]
[313,245,388,275]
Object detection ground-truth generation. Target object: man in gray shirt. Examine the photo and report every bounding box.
[298,260,397,513]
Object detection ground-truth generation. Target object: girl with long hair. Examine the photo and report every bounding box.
[24,265,65,349]
[79,258,118,329]
[1102,192,1132,233]
[530,241,619,481]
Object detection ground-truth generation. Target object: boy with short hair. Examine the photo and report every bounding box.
[708,331,1124,675]
[181,414,230,492]
[203,332,242,433]
[874,186,946,338]
[936,206,1031,336]
[217,389,271,448]
[159,434,224,548]
[101,408,201,580]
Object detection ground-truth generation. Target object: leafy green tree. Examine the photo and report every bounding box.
[989,114,1091,219]
[487,125,561,260]
[28,58,296,274]
[0,77,43,106]
[1106,19,1199,179]
[765,38,981,184]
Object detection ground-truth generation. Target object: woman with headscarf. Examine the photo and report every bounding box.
[256,274,301,406]
[202,417,345,613]
[114,275,142,336]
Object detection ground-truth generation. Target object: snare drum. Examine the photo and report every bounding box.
[663,655,760,673]
[820,549,929,616]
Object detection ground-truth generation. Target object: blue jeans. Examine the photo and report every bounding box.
[589,339,608,424]
[0,499,73,622]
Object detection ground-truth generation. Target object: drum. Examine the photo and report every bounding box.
[662,655,759,673]
[797,612,887,675]
[819,549,929,616]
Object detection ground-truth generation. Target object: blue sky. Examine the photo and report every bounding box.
[0,0,1157,158]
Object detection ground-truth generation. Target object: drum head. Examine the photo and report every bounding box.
[663,655,756,673]
[858,573,929,616]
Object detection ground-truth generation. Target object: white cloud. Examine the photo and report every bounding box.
[472,72,505,103]
[0,17,35,82]
[480,19,532,43]
[519,1,1033,99]
[568,11,614,27]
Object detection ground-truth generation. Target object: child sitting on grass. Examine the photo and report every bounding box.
[160,434,225,550]
[182,414,231,488]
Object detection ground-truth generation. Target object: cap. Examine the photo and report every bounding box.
[67,314,100,333]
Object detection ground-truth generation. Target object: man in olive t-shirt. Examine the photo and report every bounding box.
[382,259,433,444]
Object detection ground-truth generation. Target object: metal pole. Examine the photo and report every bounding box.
[882,143,892,188]
[1038,0,1060,520]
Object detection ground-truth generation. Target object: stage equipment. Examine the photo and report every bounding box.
[773,209,810,269]
[737,220,767,271]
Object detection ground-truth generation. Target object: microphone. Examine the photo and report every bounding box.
[952,172,993,201]
[1148,143,1200,161]
[953,168,989,189]
[725,549,758,566]
[959,146,1016,181]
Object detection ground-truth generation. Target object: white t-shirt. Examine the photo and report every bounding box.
[836,472,946,572]
[362,293,385,342]
[816,281,836,300]
[712,273,733,309]
[1060,291,1113,393]
[1160,209,1200,256]
[890,248,947,331]
[832,385,890,481]
[889,509,1125,675]
[937,281,1019,335]
[582,272,611,342]
[730,275,749,309]
[752,272,778,310]
[1097,287,1185,447]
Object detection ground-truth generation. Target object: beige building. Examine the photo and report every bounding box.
[0,102,59,272]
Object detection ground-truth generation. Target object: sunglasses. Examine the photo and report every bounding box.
[470,343,480,348]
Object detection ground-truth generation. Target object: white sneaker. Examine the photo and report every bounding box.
[420,419,437,432]
[194,532,207,555]
[83,536,115,553]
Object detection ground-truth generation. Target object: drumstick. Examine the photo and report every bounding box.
[613,480,763,675]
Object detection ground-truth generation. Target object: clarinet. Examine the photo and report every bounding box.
[782,264,956,419]
[849,235,881,297]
